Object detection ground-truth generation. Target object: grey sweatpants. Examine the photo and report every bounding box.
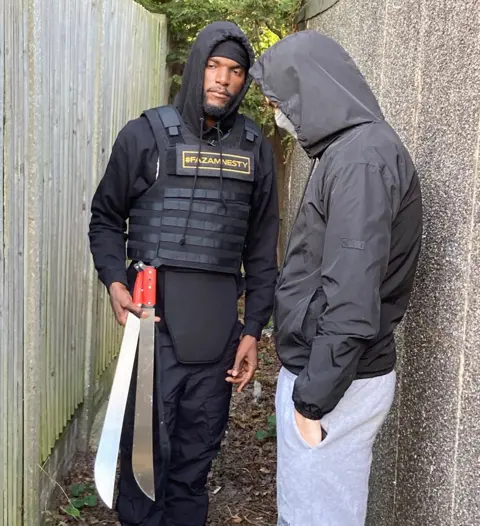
[276,367,396,526]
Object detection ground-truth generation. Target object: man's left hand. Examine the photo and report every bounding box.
[226,335,258,393]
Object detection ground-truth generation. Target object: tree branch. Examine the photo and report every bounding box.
[264,22,283,40]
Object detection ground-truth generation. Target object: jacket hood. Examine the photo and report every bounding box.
[249,30,384,157]
[174,21,255,137]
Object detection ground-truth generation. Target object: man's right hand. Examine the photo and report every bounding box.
[108,282,145,326]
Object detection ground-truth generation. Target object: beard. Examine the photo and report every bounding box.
[203,89,236,120]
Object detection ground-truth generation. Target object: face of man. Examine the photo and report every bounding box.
[203,56,246,120]
[264,96,297,138]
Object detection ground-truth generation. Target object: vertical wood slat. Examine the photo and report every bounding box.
[2,1,27,524]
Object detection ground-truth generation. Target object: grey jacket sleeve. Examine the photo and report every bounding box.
[293,163,393,420]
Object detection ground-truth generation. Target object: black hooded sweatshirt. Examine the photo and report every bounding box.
[250,31,422,419]
[89,22,279,341]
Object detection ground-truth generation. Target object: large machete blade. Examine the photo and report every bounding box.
[94,312,140,508]
[94,273,144,508]
[132,266,156,501]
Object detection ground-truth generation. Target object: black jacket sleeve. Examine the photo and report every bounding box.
[242,138,280,340]
[293,163,393,420]
[88,119,154,289]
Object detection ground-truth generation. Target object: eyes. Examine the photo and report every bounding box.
[206,62,243,77]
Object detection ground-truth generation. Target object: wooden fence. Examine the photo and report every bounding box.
[0,1,168,523]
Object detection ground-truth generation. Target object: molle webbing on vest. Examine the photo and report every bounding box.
[126,105,261,273]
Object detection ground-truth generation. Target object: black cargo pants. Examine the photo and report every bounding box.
[116,321,241,526]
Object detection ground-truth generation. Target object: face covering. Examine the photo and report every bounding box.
[274,108,297,138]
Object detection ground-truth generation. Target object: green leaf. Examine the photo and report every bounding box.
[63,505,81,518]
[267,414,276,427]
[71,497,86,509]
[256,429,268,441]
[71,484,85,497]
[84,494,98,507]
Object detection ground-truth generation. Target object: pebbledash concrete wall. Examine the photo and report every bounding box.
[284,1,480,525]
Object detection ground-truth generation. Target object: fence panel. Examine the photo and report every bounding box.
[0,1,168,524]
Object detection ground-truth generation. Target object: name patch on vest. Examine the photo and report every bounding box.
[176,144,254,181]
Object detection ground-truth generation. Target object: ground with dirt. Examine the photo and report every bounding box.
[45,334,280,526]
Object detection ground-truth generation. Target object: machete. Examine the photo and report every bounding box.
[94,271,143,508]
[132,264,156,501]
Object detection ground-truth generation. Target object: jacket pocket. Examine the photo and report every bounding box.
[277,288,326,348]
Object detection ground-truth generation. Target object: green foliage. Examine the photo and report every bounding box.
[60,483,98,518]
[140,0,300,58]
[256,413,277,441]
[137,0,301,137]
[62,504,81,518]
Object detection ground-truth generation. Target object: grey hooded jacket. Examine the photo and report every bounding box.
[250,31,422,420]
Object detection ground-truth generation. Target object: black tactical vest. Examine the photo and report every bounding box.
[127,105,261,274]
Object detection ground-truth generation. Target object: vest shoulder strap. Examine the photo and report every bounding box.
[240,115,262,154]
[157,105,183,139]
[243,116,260,143]
[143,105,185,155]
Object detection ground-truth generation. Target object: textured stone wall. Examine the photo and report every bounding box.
[284,1,480,524]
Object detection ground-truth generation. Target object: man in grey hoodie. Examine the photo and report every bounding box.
[250,31,422,525]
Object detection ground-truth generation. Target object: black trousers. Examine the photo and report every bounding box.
[116,322,241,526]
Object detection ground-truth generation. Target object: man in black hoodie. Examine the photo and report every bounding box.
[250,31,422,525]
[89,22,279,526]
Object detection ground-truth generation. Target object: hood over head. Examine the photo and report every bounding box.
[174,21,255,137]
[249,30,384,157]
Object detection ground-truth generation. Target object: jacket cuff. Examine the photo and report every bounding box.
[243,320,263,341]
[100,268,128,291]
[292,388,324,421]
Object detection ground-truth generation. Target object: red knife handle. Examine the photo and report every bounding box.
[132,270,144,305]
[142,266,156,307]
